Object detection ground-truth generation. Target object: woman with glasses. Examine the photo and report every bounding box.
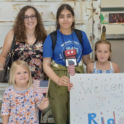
[0,5,47,123]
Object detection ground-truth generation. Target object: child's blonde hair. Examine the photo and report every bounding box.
[95,40,112,61]
[9,60,32,88]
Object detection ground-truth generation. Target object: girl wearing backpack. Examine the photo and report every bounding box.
[43,4,93,124]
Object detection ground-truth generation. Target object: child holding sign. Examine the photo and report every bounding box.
[1,60,49,124]
[87,40,120,73]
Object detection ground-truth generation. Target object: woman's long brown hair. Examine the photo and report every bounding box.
[13,5,47,43]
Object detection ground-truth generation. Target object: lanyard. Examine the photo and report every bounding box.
[60,30,74,49]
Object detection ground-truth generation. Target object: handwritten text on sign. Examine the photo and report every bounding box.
[70,74,124,124]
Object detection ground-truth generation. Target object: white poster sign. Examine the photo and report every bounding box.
[70,74,124,124]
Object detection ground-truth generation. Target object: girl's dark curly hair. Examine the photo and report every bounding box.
[13,5,47,43]
[95,40,112,61]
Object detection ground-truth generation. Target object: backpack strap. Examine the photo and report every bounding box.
[74,29,83,46]
[50,29,83,51]
[50,31,57,52]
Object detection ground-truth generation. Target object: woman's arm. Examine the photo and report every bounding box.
[2,115,9,124]
[82,54,93,66]
[43,58,60,84]
[43,58,73,89]
[1,89,11,124]
[0,30,14,70]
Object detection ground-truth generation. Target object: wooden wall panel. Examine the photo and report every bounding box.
[0,2,92,21]
[0,0,101,122]
[0,0,82,1]
[0,1,96,50]
[92,0,101,58]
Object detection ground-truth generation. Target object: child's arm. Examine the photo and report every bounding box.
[38,98,49,110]
[86,63,94,73]
[34,92,49,110]
[82,54,93,66]
[112,63,120,73]
[2,115,9,124]
[1,88,11,124]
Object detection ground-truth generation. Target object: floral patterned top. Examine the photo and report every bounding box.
[14,40,44,80]
[1,85,44,124]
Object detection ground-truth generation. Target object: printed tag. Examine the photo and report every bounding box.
[64,49,77,67]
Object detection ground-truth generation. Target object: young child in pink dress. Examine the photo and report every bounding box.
[1,60,49,124]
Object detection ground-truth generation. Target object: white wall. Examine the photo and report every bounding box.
[101,12,124,35]
[101,0,124,7]
[0,0,101,55]
[101,0,124,72]
[101,0,124,35]
[110,40,124,73]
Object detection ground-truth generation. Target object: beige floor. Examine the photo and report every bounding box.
[110,40,124,73]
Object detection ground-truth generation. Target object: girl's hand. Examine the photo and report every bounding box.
[39,98,49,110]
[57,76,73,91]
[57,76,70,86]
[68,83,73,91]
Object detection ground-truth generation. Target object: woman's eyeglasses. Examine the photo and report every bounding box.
[23,15,36,21]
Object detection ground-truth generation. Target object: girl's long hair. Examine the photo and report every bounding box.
[56,4,75,30]
[13,5,47,43]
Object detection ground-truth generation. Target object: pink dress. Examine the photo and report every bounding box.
[1,85,44,124]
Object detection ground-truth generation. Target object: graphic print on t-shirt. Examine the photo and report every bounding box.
[43,29,92,66]
[60,40,82,63]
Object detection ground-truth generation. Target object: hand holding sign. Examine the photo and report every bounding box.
[57,76,70,86]
[57,76,73,91]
